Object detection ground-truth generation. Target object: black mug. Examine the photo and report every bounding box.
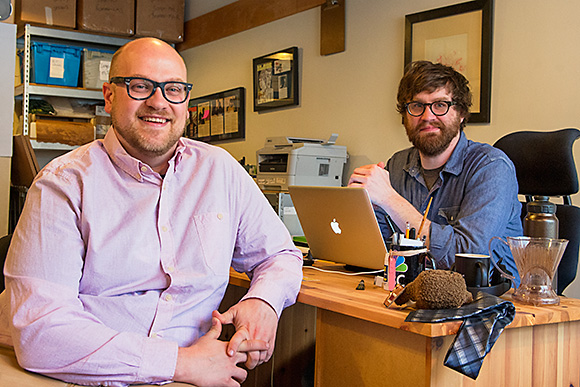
[454,253,490,288]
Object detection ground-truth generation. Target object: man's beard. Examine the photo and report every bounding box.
[111,107,184,158]
[404,116,461,157]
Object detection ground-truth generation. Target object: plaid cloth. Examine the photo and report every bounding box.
[405,292,515,379]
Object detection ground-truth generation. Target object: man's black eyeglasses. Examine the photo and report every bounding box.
[110,77,193,104]
[405,101,457,117]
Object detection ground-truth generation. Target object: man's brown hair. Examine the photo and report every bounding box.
[396,61,472,129]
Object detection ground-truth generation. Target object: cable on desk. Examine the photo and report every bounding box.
[303,266,383,276]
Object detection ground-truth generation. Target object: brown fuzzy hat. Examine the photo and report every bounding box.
[395,270,473,309]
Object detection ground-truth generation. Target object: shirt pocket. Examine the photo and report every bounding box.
[193,212,233,276]
[437,206,461,226]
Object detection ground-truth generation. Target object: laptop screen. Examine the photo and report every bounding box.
[288,186,387,270]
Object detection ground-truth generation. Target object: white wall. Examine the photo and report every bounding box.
[185,0,237,20]
[181,0,580,297]
[0,22,15,158]
[0,21,16,235]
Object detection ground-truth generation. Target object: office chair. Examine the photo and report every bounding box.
[494,128,580,295]
[0,234,12,292]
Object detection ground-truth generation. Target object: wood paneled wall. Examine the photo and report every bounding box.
[177,0,326,51]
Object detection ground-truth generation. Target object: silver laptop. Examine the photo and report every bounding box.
[288,186,387,270]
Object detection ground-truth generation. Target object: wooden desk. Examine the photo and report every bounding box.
[227,261,580,387]
[2,262,578,386]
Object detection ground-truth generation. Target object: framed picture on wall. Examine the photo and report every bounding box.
[405,0,493,123]
[253,47,299,112]
[185,87,245,143]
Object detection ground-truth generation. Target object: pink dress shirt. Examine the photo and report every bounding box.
[0,129,303,386]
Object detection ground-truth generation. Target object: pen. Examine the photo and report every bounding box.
[405,222,410,238]
[384,214,396,235]
[417,197,433,238]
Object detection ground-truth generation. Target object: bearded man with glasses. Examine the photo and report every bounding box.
[349,61,522,281]
[1,38,303,387]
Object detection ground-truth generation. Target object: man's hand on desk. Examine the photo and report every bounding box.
[214,298,279,369]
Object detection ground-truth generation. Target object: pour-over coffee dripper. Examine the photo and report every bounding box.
[488,236,568,306]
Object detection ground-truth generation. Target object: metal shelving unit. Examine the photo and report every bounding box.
[16,24,131,147]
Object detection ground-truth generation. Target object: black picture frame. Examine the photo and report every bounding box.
[253,47,299,112]
[185,87,245,143]
[405,0,493,123]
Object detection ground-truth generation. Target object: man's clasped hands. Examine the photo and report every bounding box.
[174,298,279,386]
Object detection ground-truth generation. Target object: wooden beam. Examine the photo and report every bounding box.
[176,0,325,52]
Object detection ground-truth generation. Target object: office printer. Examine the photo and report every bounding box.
[256,134,348,191]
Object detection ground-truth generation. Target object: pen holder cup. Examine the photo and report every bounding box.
[387,247,434,290]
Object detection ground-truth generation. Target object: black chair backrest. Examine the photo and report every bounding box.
[0,234,12,292]
[495,129,580,295]
[494,128,580,203]
[557,205,580,295]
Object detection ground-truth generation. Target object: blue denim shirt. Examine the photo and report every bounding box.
[376,131,522,284]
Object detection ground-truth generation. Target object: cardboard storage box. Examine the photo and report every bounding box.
[82,48,114,89]
[77,0,135,36]
[135,0,184,43]
[31,42,82,87]
[30,117,95,146]
[15,0,76,28]
[15,51,21,86]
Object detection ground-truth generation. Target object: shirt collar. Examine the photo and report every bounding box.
[404,131,468,178]
[441,131,468,176]
[103,127,186,181]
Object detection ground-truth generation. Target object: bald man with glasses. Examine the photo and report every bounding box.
[349,61,522,282]
[1,38,303,387]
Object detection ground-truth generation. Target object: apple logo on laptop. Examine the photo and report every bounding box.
[330,218,342,234]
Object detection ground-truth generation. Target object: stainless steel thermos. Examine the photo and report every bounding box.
[523,196,558,239]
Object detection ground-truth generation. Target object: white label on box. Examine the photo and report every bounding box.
[49,57,65,79]
[99,60,111,81]
[283,207,297,215]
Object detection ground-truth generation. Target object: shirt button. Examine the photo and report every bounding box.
[167,266,175,273]
[217,213,223,220]
[141,166,148,173]
[161,226,168,232]
[165,294,173,302]
[151,332,158,338]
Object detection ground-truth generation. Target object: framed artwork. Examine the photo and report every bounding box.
[405,0,493,123]
[253,47,299,112]
[185,87,245,143]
